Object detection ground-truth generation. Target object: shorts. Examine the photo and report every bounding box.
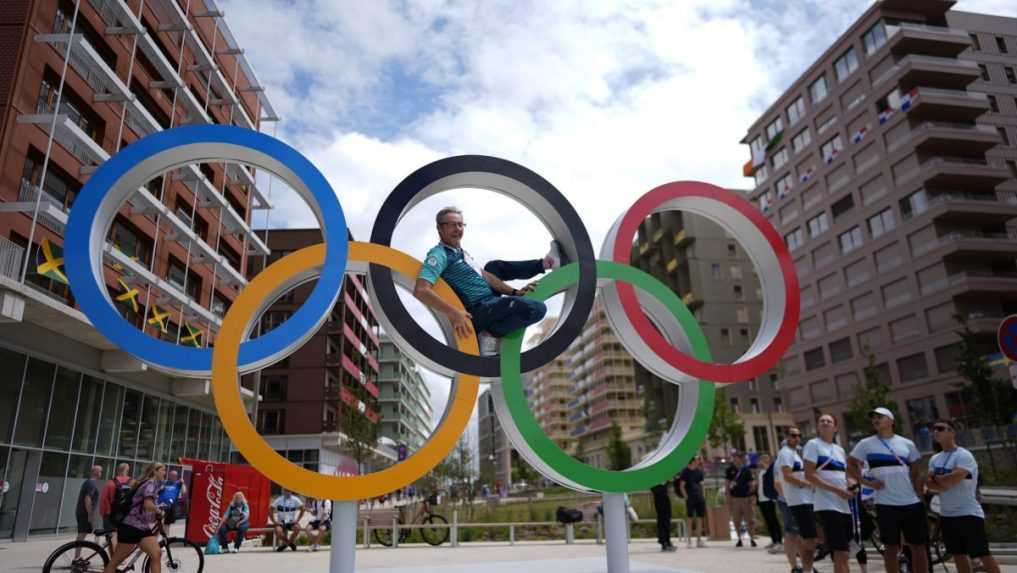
[876,503,928,546]
[816,510,852,552]
[309,519,331,531]
[276,522,296,531]
[685,495,706,518]
[76,513,93,534]
[102,516,115,534]
[778,501,799,535]
[941,516,991,558]
[789,504,818,540]
[117,523,154,545]
[162,505,177,524]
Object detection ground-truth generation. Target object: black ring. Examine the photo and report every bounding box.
[368,155,596,378]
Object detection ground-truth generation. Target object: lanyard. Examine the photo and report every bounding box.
[935,450,957,474]
[877,436,908,466]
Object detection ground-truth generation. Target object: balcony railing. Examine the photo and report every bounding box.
[0,236,25,281]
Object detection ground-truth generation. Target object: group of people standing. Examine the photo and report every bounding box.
[651,407,998,573]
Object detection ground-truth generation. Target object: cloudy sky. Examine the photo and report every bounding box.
[218,0,1017,440]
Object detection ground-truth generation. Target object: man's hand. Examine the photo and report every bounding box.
[834,487,854,500]
[868,479,885,490]
[517,282,538,295]
[448,308,474,339]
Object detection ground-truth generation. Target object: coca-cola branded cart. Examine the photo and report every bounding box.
[180,458,272,545]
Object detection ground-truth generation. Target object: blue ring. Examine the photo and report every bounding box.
[65,125,348,374]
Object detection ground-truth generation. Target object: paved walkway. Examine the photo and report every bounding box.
[4,536,1017,573]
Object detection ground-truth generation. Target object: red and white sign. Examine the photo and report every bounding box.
[182,458,272,544]
[997,314,1017,362]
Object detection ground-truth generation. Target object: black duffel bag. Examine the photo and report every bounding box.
[555,506,583,524]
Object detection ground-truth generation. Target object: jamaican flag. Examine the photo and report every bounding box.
[181,323,202,347]
[147,305,170,333]
[36,238,68,284]
[114,277,140,313]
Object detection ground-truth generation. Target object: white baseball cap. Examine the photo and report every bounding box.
[869,407,894,421]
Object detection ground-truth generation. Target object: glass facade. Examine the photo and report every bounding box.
[0,346,231,538]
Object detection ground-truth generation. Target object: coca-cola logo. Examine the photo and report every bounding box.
[201,475,224,539]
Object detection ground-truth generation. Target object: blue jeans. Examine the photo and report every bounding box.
[217,521,248,549]
[470,259,547,336]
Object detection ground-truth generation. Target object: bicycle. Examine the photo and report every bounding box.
[863,497,949,573]
[371,494,449,547]
[43,518,204,573]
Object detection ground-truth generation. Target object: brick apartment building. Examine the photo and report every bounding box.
[631,207,794,457]
[0,0,276,539]
[247,228,388,477]
[741,0,1017,448]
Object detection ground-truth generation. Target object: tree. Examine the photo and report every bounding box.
[955,319,1017,428]
[606,422,632,470]
[341,402,378,475]
[708,388,744,453]
[511,452,537,485]
[846,347,898,437]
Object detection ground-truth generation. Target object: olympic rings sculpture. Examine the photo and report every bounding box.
[64,125,799,499]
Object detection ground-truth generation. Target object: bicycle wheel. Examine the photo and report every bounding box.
[420,514,450,546]
[43,540,109,573]
[373,525,396,547]
[144,537,203,573]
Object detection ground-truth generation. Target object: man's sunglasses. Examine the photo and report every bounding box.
[933,425,952,432]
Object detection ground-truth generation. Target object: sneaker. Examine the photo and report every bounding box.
[289,543,297,551]
[751,539,758,548]
[233,546,241,553]
[661,545,677,552]
[543,240,569,270]
[479,333,499,356]
[275,545,286,552]
[736,539,743,547]
[312,544,319,552]
[696,539,707,548]
[768,543,784,555]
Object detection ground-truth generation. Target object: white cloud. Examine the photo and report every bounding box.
[220,0,1017,427]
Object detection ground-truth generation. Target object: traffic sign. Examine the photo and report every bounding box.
[997,314,1017,362]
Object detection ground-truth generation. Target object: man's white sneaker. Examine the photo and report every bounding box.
[767,543,784,554]
[312,544,319,552]
[479,333,499,356]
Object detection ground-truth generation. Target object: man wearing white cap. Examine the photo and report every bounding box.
[847,407,928,573]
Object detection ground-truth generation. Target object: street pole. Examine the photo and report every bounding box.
[330,500,357,573]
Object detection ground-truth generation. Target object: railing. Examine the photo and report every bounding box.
[915,121,996,133]
[896,22,970,38]
[0,236,25,281]
[914,87,988,101]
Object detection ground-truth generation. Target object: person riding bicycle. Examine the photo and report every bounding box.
[926,419,1001,573]
[102,463,166,573]
[848,407,930,573]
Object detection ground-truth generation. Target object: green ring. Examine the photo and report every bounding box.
[498,260,716,492]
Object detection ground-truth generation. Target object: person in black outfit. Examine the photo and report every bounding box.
[651,480,676,552]
[757,453,783,549]
[726,452,757,547]
[679,456,708,548]
[74,464,102,559]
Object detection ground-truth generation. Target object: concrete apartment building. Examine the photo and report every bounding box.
[377,333,434,453]
[741,0,1017,447]
[523,318,574,456]
[477,387,511,492]
[248,228,388,477]
[631,209,794,457]
[0,0,276,539]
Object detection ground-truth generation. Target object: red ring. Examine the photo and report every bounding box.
[611,181,799,383]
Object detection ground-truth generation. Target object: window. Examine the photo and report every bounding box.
[898,352,929,383]
[737,307,749,323]
[766,117,785,142]
[749,398,761,414]
[754,164,769,186]
[821,135,843,163]
[219,242,241,271]
[997,36,1008,54]
[720,328,731,344]
[21,148,79,211]
[734,285,744,300]
[759,189,774,213]
[838,226,863,254]
[899,189,928,219]
[730,398,740,413]
[1009,160,1017,178]
[37,71,103,144]
[809,75,829,104]
[109,217,153,265]
[867,208,895,238]
[807,212,830,238]
[1007,66,1017,84]
[175,199,208,240]
[212,291,231,317]
[774,397,784,413]
[804,347,826,371]
[787,97,806,125]
[834,47,859,81]
[167,257,202,302]
[969,33,981,51]
[774,176,793,202]
[727,243,737,256]
[817,114,837,134]
[831,194,855,219]
[261,375,288,401]
[740,328,750,343]
[792,129,811,153]
[830,337,853,363]
[988,94,998,112]
[258,409,285,434]
[750,135,765,157]
[978,64,990,81]
[863,21,888,55]
[785,227,804,251]
[772,147,789,169]
[711,263,722,278]
[730,265,742,279]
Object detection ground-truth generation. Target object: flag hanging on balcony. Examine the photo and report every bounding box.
[181,323,203,347]
[899,87,919,112]
[765,130,784,152]
[878,107,895,124]
[37,238,68,284]
[851,124,870,144]
[742,158,755,177]
[115,277,140,313]
[799,166,815,183]
[147,305,170,333]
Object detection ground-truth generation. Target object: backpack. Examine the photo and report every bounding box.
[205,536,222,555]
[555,506,583,524]
[109,479,144,527]
[762,463,779,501]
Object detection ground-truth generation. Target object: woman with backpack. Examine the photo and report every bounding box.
[103,462,167,573]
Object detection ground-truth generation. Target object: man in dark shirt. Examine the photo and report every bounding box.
[727,452,758,548]
[679,456,707,548]
[651,480,676,552]
[75,465,102,549]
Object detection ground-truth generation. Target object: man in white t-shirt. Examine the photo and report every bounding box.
[775,427,813,573]
[804,414,853,573]
[847,407,928,573]
[269,489,305,552]
[305,498,332,552]
[926,419,1000,573]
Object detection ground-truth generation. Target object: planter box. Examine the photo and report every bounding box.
[706,505,730,541]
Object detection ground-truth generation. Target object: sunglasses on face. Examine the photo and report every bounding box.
[933,425,952,432]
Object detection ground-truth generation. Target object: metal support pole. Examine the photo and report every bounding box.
[330,501,357,573]
[596,513,603,544]
[602,494,630,573]
[565,522,574,544]
[451,510,459,547]
[509,524,515,545]
[392,517,399,548]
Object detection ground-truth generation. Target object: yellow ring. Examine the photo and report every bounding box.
[212,241,480,499]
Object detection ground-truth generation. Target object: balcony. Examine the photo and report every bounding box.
[909,121,999,155]
[36,33,130,103]
[16,114,107,173]
[175,167,270,256]
[942,271,1017,295]
[105,244,221,326]
[919,231,1017,261]
[887,22,972,58]
[918,156,1011,189]
[906,87,991,122]
[875,55,980,90]
[90,0,146,36]
[0,180,71,234]
[909,190,1017,224]
[225,163,271,209]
